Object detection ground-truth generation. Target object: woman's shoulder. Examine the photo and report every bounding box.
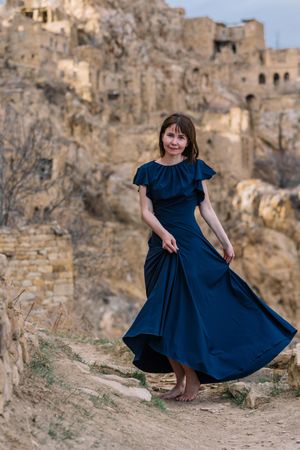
[195,158,217,179]
[132,161,156,186]
[135,160,155,170]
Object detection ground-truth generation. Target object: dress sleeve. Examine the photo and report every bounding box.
[195,159,217,204]
[132,164,151,198]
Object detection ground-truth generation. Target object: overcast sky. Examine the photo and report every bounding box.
[166,0,300,49]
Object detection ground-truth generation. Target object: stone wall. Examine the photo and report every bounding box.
[0,225,74,327]
[0,254,37,415]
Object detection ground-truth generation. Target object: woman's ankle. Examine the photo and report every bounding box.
[175,375,186,385]
[182,366,200,385]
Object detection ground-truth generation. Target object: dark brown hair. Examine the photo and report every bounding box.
[159,113,199,163]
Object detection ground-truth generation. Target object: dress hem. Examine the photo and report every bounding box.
[122,331,296,384]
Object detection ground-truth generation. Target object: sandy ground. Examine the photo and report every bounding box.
[0,332,299,450]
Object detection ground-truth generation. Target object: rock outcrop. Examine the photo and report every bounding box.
[0,254,37,415]
[288,343,300,389]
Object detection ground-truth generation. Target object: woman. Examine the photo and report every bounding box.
[122,113,297,402]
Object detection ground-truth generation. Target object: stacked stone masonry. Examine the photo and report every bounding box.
[0,225,74,325]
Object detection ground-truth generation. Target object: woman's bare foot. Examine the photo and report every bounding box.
[175,380,201,402]
[175,364,201,402]
[159,357,186,399]
[159,379,186,399]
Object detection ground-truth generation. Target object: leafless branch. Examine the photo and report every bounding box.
[0,104,75,226]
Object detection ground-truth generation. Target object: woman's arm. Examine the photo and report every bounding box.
[137,185,178,253]
[198,180,235,264]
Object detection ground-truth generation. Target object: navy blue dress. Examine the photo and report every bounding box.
[122,158,297,384]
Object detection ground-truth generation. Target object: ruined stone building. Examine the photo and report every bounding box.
[3,2,300,108]
[184,17,300,96]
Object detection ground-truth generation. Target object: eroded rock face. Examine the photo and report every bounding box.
[288,343,300,389]
[0,254,37,415]
[231,180,300,330]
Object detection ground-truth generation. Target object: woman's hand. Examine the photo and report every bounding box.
[162,231,179,253]
[222,242,235,264]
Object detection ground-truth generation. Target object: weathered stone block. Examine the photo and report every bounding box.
[244,387,271,409]
[21,280,32,287]
[0,359,6,415]
[0,254,7,279]
[53,283,73,296]
[288,343,300,389]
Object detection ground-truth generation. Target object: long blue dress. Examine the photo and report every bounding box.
[122,158,297,384]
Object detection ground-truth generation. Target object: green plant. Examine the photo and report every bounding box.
[52,330,113,346]
[48,419,74,441]
[294,388,300,397]
[27,337,77,389]
[71,400,93,418]
[151,396,167,412]
[89,362,113,375]
[93,337,113,345]
[71,352,85,363]
[89,393,117,409]
[222,385,247,407]
[131,370,148,387]
[257,376,271,383]
[28,339,56,386]
[270,382,284,397]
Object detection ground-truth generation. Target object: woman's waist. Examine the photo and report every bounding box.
[148,220,202,243]
[153,213,199,228]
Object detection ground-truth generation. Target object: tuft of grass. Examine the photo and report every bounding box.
[48,418,74,441]
[71,400,93,418]
[89,393,117,409]
[93,337,113,345]
[71,352,85,363]
[27,337,77,390]
[51,330,113,346]
[232,393,247,406]
[257,376,272,383]
[141,395,168,412]
[131,370,148,387]
[28,339,56,386]
[294,388,300,397]
[270,382,284,397]
[89,362,113,375]
[151,396,167,412]
[221,385,248,407]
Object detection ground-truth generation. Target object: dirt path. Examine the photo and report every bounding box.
[1,332,299,450]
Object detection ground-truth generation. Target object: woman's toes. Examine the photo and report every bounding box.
[176,394,190,402]
[175,385,201,402]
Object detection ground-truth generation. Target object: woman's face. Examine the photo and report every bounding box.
[162,123,188,157]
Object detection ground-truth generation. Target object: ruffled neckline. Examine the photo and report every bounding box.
[152,158,189,167]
